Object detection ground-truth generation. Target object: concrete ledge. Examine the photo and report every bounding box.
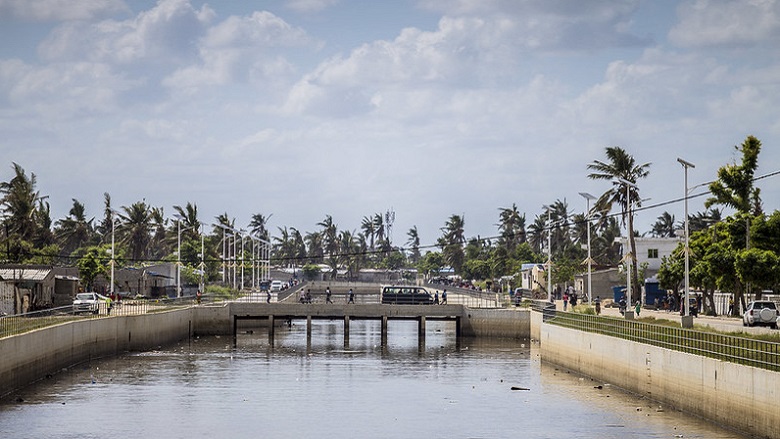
[540,322,780,438]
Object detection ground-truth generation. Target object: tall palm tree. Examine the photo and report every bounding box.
[54,199,94,256]
[406,225,421,264]
[96,192,113,242]
[497,204,526,251]
[373,213,386,251]
[587,146,651,302]
[249,213,272,241]
[173,202,200,240]
[437,214,466,273]
[361,215,376,250]
[117,201,154,262]
[527,214,548,254]
[689,208,722,233]
[0,163,44,244]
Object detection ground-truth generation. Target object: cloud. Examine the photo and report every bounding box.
[0,0,126,22]
[163,11,312,91]
[417,0,650,50]
[669,0,780,48]
[285,0,340,13]
[38,0,215,64]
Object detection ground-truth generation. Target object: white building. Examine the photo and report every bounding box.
[618,236,681,278]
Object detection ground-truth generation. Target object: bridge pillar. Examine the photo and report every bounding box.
[418,317,426,343]
[344,315,350,346]
[381,315,388,346]
[307,315,312,341]
[268,315,274,343]
[455,316,462,347]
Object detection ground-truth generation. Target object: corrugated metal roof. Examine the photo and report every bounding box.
[0,268,52,281]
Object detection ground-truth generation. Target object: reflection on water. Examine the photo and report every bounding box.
[1,320,746,439]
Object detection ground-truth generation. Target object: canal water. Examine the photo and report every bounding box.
[1,320,746,439]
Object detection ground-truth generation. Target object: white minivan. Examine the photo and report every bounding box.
[270,280,283,292]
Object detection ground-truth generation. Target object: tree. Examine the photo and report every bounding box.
[497,204,526,252]
[706,135,762,216]
[587,146,651,303]
[437,214,466,273]
[54,199,94,256]
[406,225,421,264]
[0,163,51,262]
[77,245,110,291]
[117,201,153,261]
[249,213,271,241]
[650,212,676,238]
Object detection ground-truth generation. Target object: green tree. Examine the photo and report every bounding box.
[406,226,421,264]
[77,245,109,291]
[437,214,466,274]
[650,212,677,238]
[587,146,651,303]
[54,199,94,256]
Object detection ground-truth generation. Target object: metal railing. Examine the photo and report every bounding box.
[546,310,780,372]
[0,296,199,339]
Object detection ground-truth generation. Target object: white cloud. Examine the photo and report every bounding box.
[285,0,339,13]
[38,0,214,64]
[0,0,126,22]
[669,0,780,47]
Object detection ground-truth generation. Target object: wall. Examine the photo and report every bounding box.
[460,308,529,339]
[541,322,780,439]
[0,309,192,399]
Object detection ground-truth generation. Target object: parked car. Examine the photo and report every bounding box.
[742,301,778,328]
[72,292,102,314]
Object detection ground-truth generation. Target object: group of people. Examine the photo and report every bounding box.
[433,289,448,305]
[299,287,356,304]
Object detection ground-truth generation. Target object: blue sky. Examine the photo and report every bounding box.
[1,0,779,248]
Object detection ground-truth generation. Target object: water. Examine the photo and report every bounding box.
[1,320,746,439]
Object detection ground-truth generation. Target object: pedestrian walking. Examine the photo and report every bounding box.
[326,287,333,304]
[635,300,641,317]
[434,291,439,305]
[348,288,355,304]
[562,291,569,311]
[594,296,601,315]
[441,289,447,305]
[266,290,271,303]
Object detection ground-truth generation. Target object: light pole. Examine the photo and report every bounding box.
[198,222,205,294]
[615,177,638,305]
[175,215,183,298]
[212,223,232,286]
[677,158,695,325]
[110,209,116,297]
[542,205,552,302]
[579,192,597,305]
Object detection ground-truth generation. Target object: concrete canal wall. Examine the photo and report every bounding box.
[0,309,192,399]
[540,322,780,439]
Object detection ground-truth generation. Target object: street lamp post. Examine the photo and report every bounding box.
[199,222,205,294]
[542,205,552,303]
[677,157,695,327]
[615,177,638,305]
[579,192,597,305]
[110,210,116,298]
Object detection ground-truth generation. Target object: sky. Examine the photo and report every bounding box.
[1,0,779,249]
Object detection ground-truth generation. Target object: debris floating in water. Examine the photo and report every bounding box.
[511,386,530,391]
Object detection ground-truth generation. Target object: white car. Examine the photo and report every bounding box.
[270,280,283,292]
[742,301,778,329]
[72,292,102,314]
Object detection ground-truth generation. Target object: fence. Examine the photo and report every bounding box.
[0,296,198,339]
[545,309,780,372]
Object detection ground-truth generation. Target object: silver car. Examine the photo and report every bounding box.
[742,301,778,329]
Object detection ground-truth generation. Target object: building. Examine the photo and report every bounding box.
[618,236,681,279]
[0,265,80,314]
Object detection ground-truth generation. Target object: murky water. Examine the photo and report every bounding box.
[1,320,746,439]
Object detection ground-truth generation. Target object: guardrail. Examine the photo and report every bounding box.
[546,310,780,372]
[0,296,199,339]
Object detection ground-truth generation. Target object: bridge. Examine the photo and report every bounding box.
[229,302,465,346]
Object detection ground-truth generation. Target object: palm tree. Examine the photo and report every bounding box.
[96,192,113,242]
[497,204,526,252]
[437,214,466,273]
[527,214,548,254]
[406,226,421,264]
[689,208,722,232]
[0,163,44,248]
[117,201,154,262]
[173,202,200,240]
[54,199,94,256]
[373,213,386,251]
[587,146,651,303]
[361,216,376,250]
[650,212,677,238]
[706,135,762,216]
[249,213,272,241]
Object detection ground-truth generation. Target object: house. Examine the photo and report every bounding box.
[618,236,681,278]
[519,263,547,296]
[0,265,80,314]
[574,267,624,303]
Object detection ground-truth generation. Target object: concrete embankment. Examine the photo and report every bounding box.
[539,319,780,439]
[1,304,529,399]
[0,309,193,399]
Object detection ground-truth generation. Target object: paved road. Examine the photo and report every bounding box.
[553,299,780,336]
